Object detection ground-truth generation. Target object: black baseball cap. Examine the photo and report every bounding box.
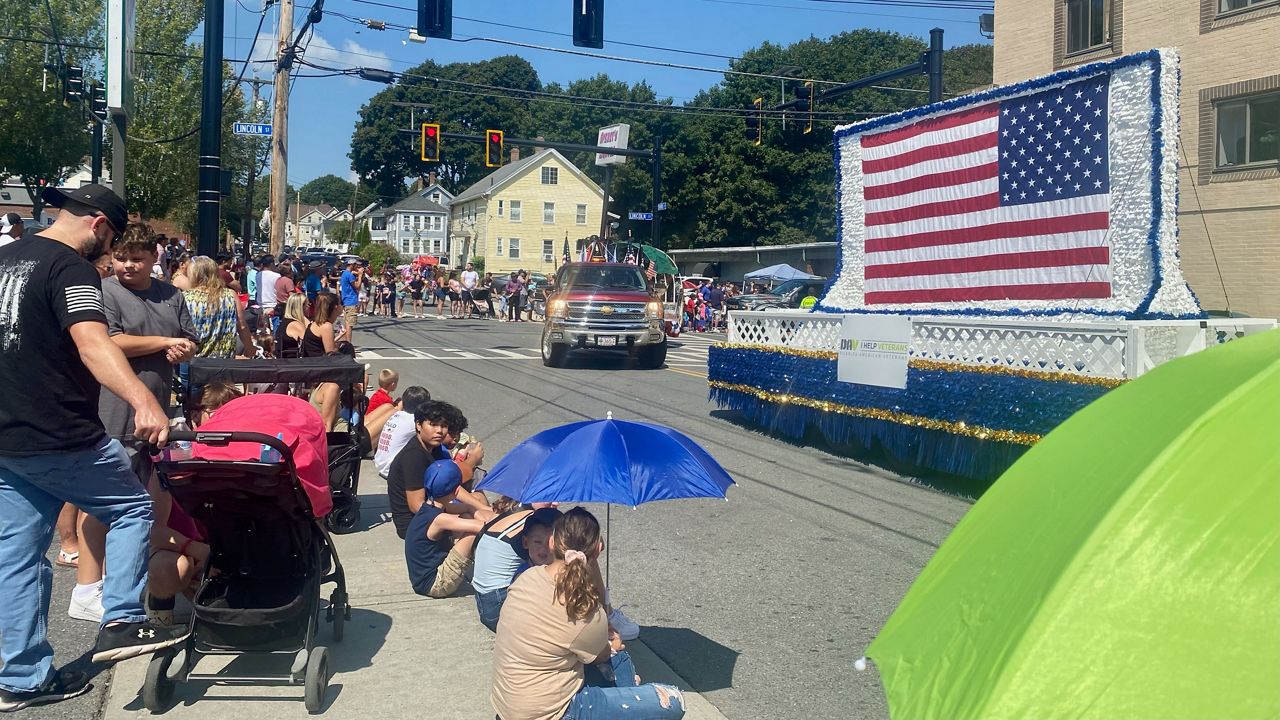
[42,183,127,236]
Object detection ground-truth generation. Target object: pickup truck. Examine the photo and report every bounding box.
[541,263,667,369]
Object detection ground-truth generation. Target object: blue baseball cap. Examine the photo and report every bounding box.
[424,459,462,500]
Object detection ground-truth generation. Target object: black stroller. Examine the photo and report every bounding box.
[147,425,349,713]
[187,357,368,534]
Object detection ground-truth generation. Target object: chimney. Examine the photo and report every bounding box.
[510,147,520,163]
[534,136,545,154]
[427,170,438,188]
[410,177,424,193]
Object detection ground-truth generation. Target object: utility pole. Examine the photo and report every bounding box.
[242,78,270,262]
[270,0,295,257]
[196,0,225,256]
[651,134,663,250]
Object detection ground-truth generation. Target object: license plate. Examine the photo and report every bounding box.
[596,335,618,347]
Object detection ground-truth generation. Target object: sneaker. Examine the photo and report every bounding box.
[608,606,640,641]
[0,670,91,712]
[91,620,189,665]
[68,585,103,623]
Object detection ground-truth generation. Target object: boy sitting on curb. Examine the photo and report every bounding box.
[406,460,483,598]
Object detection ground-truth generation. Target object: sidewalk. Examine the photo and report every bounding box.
[101,466,728,720]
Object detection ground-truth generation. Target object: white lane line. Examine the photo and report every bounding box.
[361,350,384,359]
[443,349,483,359]
[488,349,540,359]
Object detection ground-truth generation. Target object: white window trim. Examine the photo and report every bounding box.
[496,237,505,257]
[576,204,588,225]
[543,202,555,224]
[509,238,521,259]
[498,199,504,217]
[510,200,522,222]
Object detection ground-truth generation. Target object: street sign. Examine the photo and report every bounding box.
[233,122,272,136]
[657,202,669,211]
[628,212,654,221]
[595,123,631,166]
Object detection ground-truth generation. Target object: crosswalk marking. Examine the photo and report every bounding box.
[354,335,723,367]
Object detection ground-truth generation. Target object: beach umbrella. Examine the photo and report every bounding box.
[475,413,736,583]
[476,413,734,506]
[639,245,678,275]
[860,328,1280,720]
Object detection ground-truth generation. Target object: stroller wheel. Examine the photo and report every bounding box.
[304,646,330,713]
[329,590,346,643]
[143,651,177,712]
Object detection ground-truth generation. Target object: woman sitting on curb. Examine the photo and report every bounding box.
[490,507,685,720]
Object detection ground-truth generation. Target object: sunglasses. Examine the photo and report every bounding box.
[95,214,122,243]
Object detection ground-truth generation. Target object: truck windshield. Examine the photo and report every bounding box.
[562,265,648,291]
[770,279,807,296]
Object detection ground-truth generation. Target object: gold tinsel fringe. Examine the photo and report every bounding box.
[707,380,1042,446]
[711,343,1126,388]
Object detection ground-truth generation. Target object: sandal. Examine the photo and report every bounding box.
[56,549,79,568]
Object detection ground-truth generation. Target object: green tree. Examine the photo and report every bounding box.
[299,174,356,205]
[327,219,354,245]
[350,55,542,197]
[354,241,401,271]
[0,0,101,218]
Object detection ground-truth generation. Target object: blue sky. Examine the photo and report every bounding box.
[224,0,990,185]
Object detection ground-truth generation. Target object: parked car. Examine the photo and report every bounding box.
[725,277,828,311]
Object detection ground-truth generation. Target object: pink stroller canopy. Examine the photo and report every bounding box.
[194,394,333,517]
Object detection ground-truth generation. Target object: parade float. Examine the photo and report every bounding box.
[709,49,1275,486]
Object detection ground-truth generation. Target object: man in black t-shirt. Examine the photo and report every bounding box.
[386,400,491,538]
[0,185,188,712]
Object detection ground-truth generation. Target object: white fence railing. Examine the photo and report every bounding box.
[726,311,1276,379]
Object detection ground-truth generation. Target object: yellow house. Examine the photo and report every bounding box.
[448,147,604,276]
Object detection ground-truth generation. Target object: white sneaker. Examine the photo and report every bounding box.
[608,606,640,641]
[68,585,104,623]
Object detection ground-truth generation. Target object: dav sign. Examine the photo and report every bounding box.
[837,315,911,389]
[595,123,630,166]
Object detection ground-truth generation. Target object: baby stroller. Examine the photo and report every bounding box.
[188,357,368,534]
[146,393,349,713]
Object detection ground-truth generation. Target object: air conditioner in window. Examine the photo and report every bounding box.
[542,254,554,262]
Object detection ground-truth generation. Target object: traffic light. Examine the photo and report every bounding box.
[90,82,108,121]
[63,65,84,105]
[421,123,441,162]
[795,80,814,134]
[745,97,763,146]
[485,129,504,168]
[417,0,452,39]
[572,0,604,49]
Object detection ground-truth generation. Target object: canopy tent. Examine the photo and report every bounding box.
[744,263,821,283]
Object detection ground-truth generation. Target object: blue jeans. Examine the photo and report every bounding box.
[0,436,153,692]
[475,587,508,632]
[563,651,686,720]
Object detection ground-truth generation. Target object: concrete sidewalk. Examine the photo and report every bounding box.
[102,466,728,720]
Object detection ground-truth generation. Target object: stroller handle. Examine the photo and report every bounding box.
[165,430,294,463]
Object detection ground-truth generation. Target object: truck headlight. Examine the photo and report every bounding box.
[547,299,569,319]
[646,301,664,320]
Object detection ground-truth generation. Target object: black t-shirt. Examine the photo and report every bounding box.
[386,438,450,538]
[409,279,424,295]
[0,234,109,454]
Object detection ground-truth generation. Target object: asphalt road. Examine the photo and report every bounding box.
[13,313,972,720]
[354,314,973,720]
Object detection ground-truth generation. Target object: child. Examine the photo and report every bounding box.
[368,369,398,415]
[472,504,562,631]
[405,460,484,598]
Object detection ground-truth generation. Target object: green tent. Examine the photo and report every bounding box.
[865,328,1280,719]
[640,245,678,275]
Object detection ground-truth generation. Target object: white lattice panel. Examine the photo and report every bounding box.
[725,312,1276,380]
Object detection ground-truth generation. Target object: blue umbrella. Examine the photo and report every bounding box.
[476,413,736,506]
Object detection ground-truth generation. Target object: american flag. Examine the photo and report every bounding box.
[860,75,1112,305]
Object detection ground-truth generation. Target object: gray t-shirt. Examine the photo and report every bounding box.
[99,276,196,443]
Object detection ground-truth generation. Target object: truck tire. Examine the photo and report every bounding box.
[638,340,667,369]
[541,329,568,367]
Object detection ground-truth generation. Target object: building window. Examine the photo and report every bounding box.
[542,239,554,262]
[543,202,555,224]
[372,217,386,231]
[498,200,504,216]
[509,238,521,259]
[431,192,441,203]
[1217,92,1280,168]
[1065,0,1110,54]
[510,200,522,222]
[496,237,505,256]
[1220,0,1273,11]
[432,238,442,253]
[541,166,559,185]
[576,204,588,225]
[401,238,410,253]
[401,215,410,231]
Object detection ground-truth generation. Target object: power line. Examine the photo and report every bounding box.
[697,0,981,23]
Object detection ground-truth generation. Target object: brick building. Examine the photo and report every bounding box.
[994,0,1279,317]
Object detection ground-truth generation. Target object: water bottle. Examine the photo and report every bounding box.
[259,433,284,463]
[165,418,193,461]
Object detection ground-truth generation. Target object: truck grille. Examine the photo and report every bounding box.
[565,301,650,330]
